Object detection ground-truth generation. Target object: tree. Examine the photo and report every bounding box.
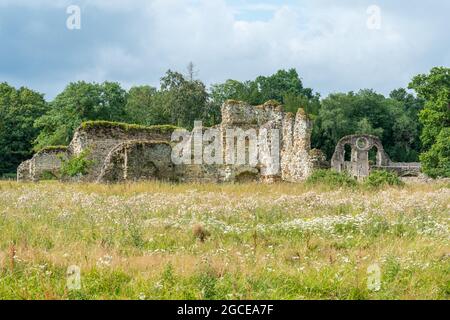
[160,70,208,129]
[409,67,450,177]
[186,62,198,82]
[312,89,422,161]
[0,83,48,175]
[419,128,450,178]
[125,86,171,126]
[34,81,127,150]
[255,69,314,103]
[209,69,320,120]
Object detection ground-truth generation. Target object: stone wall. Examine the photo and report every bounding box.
[17,147,68,182]
[17,160,32,182]
[18,101,322,184]
[280,110,315,182]
[68,122,177,181]
[97,141,174,183]
[331,134,421,179]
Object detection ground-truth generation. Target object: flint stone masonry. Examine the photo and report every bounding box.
[17,160,32,182]
[97,141,174,183]
[331,134,421,179]
[18,101,327,183]
[68,122,177,182]
[17,147,68,182]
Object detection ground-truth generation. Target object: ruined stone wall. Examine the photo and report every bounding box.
[331,134,421,179]
[68,122,177,182]
[17,147,68,182]
[97,141,174,183]
[17,102,320,184]
[280,110,315,182]
[17,160,32,182]
[220,100,286,182]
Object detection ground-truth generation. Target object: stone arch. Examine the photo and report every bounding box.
[368,144,378,166]
[331,135,391,179]
[97,141,174,183]
[344,144,352,162]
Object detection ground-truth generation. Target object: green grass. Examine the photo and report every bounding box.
[364,170,405,188]
[0,181,448,300]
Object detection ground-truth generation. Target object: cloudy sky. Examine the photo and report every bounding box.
[0,0,448,100]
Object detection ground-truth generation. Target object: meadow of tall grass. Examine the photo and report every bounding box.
[0,180,448,300]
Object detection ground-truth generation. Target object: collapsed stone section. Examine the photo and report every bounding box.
[18,101,323,183]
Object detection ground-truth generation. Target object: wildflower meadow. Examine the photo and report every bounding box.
[0,180,448,300]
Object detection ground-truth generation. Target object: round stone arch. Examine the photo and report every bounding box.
[331,135,391,174]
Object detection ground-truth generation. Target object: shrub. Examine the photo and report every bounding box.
[60,150,94,178]
[419,128,450,178]
[1,173,17,180]
[364,170,404,188]
[40,171,58,181]
[192,224,210,242]
[306,169,357,187]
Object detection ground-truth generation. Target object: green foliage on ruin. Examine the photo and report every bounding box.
[80,120,180,134]
[40,170,59,181]
[364,170,404,188]
[306,169,357,188]
[60,150,94,178]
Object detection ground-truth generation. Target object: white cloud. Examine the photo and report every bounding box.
[0,0,448,98]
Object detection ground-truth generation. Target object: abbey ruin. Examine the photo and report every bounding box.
[331,135,421,180]
[17,100,420,183]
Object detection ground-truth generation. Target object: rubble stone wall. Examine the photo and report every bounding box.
[97,141,174,183]
[17,147,68,182]
[68,122,177,181]
[18,101,324,184]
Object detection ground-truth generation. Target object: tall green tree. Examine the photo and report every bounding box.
[125,85,171,126]
[312,89,422,162]
[160,70,208,129]
[409,67,450,177]
[210,69,320,119]
[34,81,127,150]
[0,83,48,175]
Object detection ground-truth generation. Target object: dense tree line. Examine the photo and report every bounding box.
[0,66,448,177]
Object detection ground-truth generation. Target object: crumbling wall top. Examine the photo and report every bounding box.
[79,121,180,139]
[221,100,284,127]
[35,146,68,156]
